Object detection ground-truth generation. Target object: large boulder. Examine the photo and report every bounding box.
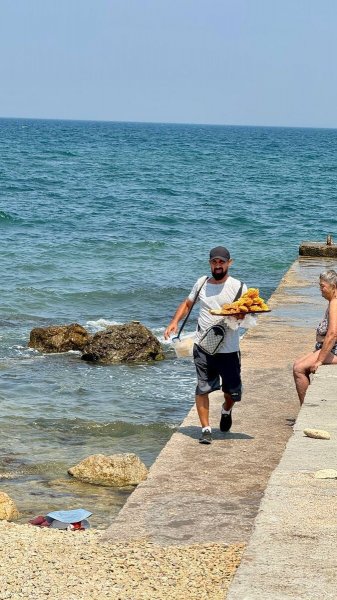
[0,492,19,520]
[29,323,91,353]
[68,453,148,487]
[81,321,164,363]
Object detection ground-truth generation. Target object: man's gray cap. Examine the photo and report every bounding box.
[209,246,230,261]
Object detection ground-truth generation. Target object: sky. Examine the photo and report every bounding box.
[1,0,337,127]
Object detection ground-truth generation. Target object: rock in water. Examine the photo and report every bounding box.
[68,453,148,487]
[29,323,91,353]
[81,321,164,363]
[0,492,19,520]
[303,428,331,440]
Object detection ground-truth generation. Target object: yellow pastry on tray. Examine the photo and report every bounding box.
[210,288,270,315]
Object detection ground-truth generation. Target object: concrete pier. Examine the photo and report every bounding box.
[299,240,337,257]
[104,257,335,550]
[227,364,337,600]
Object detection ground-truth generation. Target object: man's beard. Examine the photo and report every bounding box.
[212,267,228,281]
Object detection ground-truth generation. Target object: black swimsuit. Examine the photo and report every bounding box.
[315,308,337,355]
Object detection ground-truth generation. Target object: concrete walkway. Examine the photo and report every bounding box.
[104,257,335,551]
[227,364,337,600]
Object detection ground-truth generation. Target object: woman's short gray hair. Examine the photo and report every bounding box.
[319,269,337,287]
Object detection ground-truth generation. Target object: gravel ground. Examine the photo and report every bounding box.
[0,521,244,599]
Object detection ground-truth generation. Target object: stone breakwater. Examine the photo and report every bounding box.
[0,521,244,600]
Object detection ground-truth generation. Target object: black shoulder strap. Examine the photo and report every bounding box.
[233,281,243,302]
[175,276,208,339]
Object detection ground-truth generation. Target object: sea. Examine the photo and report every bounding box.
[1,118,337,528]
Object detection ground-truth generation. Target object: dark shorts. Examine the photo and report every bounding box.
[315,341,337,356]
[193,344,242,400]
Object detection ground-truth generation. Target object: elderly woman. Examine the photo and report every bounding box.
[293,269,337,404]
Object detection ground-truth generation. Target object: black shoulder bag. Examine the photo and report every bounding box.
[197,281,244,355]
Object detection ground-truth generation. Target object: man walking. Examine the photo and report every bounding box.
[164,246,246,444]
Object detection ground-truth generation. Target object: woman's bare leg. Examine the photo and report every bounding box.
[293,352,314,404]
[293,350,337,404]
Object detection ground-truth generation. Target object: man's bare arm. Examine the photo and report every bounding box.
[164,298,193,339]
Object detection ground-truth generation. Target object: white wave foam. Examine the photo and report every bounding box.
[86,318,121,332]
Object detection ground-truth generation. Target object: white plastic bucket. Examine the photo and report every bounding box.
[172,336,194,358]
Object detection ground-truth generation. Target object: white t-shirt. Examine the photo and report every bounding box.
[188,275,247,353]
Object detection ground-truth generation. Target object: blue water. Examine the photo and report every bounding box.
[1,118,337,526]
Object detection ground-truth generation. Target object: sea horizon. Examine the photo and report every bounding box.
[1,115,336,131]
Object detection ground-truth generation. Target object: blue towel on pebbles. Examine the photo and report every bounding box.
[46,509,92,523]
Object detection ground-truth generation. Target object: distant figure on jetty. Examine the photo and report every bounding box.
[164,246,247,444]
[293,269,337,404]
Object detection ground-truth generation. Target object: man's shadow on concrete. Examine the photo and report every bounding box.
[178,425,254,441]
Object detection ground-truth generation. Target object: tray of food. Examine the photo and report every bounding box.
[209,288,271,316]
[210,308,271,316]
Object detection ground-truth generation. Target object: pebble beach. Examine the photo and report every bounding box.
[0,521,244,599]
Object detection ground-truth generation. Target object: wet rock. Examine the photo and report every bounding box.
[81,321,164,363]
[47,478,82,487]
[68,453,148,487]
[303,428,331,440]
[29,323,91,353]
[0,472,21,480]
[0,492,19,520]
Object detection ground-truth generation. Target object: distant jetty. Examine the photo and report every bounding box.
[299,234,337,257]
